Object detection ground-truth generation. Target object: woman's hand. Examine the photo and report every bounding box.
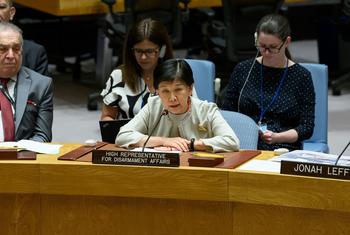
[161,137,191,152]
[154,139,212,152]
[138,136,190,151]
[101,104,118,120]
[260,129,298,145]
[261,130,278,144]
[153,146,179,151]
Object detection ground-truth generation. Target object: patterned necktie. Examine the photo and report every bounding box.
[0,78,15,141]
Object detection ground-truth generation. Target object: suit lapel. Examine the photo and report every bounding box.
[15,68,31,132]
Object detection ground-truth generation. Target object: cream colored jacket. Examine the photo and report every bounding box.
[116,96,239,152]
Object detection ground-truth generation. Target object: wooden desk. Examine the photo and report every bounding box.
[15,0,340,16]
[1,145,350,234]
[15,0,215,16]
[15,0,124,16]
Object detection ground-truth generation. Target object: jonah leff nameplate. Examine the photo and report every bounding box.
[92,150,180,167]
[281,161,350,180]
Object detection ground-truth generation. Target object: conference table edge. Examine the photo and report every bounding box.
[2,145,350,214]
[229,169,350,213]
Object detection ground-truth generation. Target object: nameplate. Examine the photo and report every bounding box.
[0,149,17,160]
[92,150,180,167]
[0,149,36,160]
[281,161,350,180]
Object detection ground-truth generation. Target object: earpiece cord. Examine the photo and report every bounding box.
[237,50,260,113]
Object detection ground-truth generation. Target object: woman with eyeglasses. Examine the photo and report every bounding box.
[116,59,239,152]
[100,18,173,120]
[222,13,315,151]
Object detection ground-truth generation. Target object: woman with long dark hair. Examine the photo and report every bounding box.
[100,18,173,120]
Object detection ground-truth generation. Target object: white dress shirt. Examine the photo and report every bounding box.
[0,76,17,142]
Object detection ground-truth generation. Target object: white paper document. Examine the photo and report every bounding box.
[270,150,350,166]
[0,140,61,154]
[237,159,281,173]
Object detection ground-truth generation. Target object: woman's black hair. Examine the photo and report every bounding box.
[153,59,194,89]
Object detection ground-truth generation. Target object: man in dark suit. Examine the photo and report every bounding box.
[0,22,53,142]
[0,0,49,75]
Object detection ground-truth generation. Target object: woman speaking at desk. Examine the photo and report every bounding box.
[116,59,239,152]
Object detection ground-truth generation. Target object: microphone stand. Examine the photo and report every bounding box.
[141,110,168,152]
[335,140,350,165]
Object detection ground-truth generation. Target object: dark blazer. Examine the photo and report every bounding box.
[23,40,49,76]
[15,67,53,142]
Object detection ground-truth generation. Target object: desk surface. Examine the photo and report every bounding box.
[0,144,349,211]
[1,144,350,234]
[15,0,341,16]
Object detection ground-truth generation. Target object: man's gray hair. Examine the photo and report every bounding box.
[0,22,23,46]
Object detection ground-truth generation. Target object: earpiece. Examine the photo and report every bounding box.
[159,45,166,58]
[254,32,258,45]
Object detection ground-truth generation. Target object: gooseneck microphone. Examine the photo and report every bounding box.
[141,109,169,152]
[335,140,350,165]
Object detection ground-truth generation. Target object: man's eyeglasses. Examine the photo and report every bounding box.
[132,47,159,58]
[255,40,285,54]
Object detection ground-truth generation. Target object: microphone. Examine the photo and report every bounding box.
[335,140,350,165]
[141,109,168,152]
